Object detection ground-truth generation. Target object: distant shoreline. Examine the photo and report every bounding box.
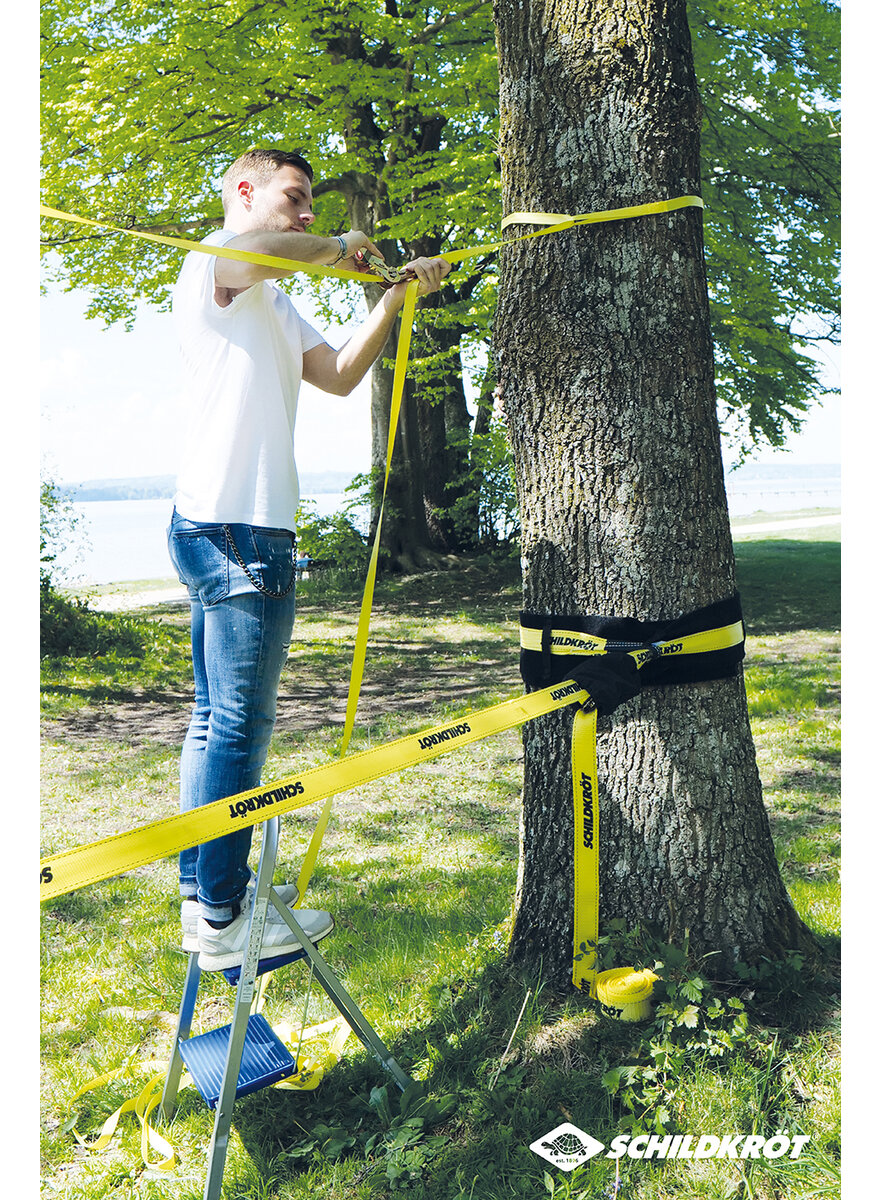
[60,470,361,502]
[60,462,841,503]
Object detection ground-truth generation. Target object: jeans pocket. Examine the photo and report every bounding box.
[227,525,296,599]
[167,525,230,607]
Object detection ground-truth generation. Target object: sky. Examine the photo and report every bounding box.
[39,284,841,489]
[40,288,377,486]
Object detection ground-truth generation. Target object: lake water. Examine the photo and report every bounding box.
[55,495,361,586]
[54,475,841,586]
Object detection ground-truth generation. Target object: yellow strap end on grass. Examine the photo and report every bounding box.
[596,967,660,1022]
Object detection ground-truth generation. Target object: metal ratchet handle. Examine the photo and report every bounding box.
[364,253,409,284]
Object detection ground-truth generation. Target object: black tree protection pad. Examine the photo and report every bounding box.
[519,593,746,695]
[560,654,642,717]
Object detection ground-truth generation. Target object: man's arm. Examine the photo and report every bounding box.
[302,257,452,397]
[214,229,382,294]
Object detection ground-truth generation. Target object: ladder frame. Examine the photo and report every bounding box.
[160,815,412,1200]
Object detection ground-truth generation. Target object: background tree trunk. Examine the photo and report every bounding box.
[334,132,471,568]
[493,0,813,988]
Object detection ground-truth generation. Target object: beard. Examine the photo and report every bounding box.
[247,194,295,232]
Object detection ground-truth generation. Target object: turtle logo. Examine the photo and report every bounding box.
[529,1123,606,1171]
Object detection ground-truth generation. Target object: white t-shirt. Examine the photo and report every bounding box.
[172,229,327,529]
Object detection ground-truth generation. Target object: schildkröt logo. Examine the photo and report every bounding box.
[529,1124,605,1171]
[529,1124,811,1171]
[228,780,304,818]
[418,722,471,751]
[580,772,595,849]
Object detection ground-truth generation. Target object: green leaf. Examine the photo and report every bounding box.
[680,977,705,1003]
[677,1005,701,1029]
[369,1084,395,1126]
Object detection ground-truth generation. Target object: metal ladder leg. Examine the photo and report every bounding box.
[163,813,413,1200]
[272,902,413,1092]
[160,950,201,1120]
[202,817,282,1200]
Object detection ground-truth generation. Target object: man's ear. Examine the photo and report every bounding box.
[236,180,254,208]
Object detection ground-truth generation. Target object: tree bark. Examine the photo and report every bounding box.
[493,0,813,988]
[336,173,435,569]
[411,284,475,553]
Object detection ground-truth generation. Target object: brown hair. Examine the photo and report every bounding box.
[221,148,314,212]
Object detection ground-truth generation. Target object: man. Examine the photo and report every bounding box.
[168,147,451,970]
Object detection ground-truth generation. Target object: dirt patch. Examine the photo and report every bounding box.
[42,560,524,750]
[42,691,194,748]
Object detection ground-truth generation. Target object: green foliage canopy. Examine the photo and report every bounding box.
[41,0,839,456]
[40,0,499,321]
[691,0,840,452]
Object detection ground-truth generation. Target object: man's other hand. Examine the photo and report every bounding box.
[391,256,452,297]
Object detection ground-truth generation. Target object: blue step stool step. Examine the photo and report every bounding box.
[222,947,306,986]
[178,1013,296,1108]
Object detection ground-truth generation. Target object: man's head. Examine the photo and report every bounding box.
[221,148,316,233]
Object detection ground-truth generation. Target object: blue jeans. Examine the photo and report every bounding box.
[167,509,297,921]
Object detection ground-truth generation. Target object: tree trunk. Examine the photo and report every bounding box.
[411,286,475,553]
[339,176,436,569]
[493,0,813,989]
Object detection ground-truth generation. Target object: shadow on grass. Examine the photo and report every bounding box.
[226,915,841,1200]
[736,539,840,633]
[276,632,521,734]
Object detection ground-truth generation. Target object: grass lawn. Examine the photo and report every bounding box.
[40,524,840,1200]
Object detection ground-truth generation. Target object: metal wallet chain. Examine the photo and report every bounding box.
[222,525,296,599]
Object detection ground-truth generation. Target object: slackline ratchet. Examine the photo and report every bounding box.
[40,190,713,994]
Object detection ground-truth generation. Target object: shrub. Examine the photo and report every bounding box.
[40,583,146,659]
[296,497,370,577]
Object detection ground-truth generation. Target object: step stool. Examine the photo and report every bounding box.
[160,815,412,1200]
[178,1013,297,1108]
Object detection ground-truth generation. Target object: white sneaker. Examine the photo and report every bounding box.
[181,883,300,952]
[197,890,334,972]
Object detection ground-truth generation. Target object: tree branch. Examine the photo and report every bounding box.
[414,0,492,44]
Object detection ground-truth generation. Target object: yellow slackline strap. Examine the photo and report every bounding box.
[555,618,744,993]
[270,1016,353,1091]
[500,195,704,232]
[339,280,419,759]
[595,967,660,1022]
[40,193,704,279]
[67,1058,183,1170]
[519,620,745,659]
[571,707,600,993]
[39,679,589,901]
[293,279,419,904]
[441,194,704,265]
[38,204,386,284]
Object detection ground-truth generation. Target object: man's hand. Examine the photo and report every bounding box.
[303,255,452,395]
[335,230,383,274]
[388,256,452,298]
